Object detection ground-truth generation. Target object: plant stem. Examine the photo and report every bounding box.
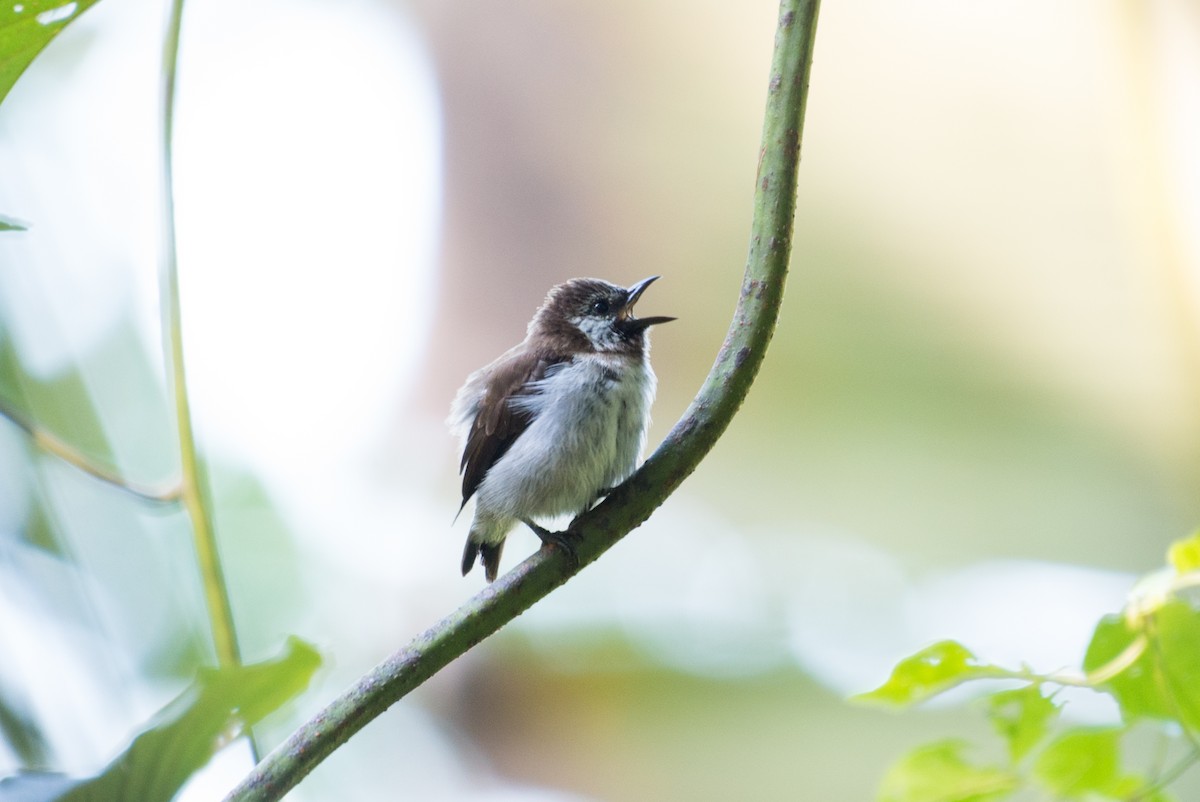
[160,0,241,671]
[225,2,821,799]
[0,396,182,503]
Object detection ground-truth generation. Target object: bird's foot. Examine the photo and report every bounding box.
[522,519,580,572]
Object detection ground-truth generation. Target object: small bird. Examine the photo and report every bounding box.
[448,276,674,581]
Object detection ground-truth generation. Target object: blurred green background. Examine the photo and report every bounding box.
[1,0,1198,799]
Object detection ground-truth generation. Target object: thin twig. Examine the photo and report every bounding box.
[0,395,181,503]
[224,2,821,799]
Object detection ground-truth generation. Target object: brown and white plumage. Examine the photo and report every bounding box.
[448,277,673,581]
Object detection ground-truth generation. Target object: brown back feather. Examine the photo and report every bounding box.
[459,349,570,507]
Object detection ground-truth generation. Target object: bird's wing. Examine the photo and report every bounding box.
[459,348,568,508]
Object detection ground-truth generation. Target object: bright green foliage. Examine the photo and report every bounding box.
[1084,601,1200,732]
[0,0,102,105]
[856,641,997,707]
[60,638,321,802]
[878,740,1018,802]
[869,535,1200,801]
[1031,727,1121,797]
[1167,531,1200,574]
[1028,727,1175,801]
[985,686,1057,763]
[1,2,94,227]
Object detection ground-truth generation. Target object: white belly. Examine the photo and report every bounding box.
[476,354,656,520]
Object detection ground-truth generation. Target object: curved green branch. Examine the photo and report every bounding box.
[225,2,821,799]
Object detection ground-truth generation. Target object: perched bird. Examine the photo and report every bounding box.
[448,276,674,581]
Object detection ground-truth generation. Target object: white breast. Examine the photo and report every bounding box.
[478,353,657,520]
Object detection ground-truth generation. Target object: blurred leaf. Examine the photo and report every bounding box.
[0,1,102,105]
[1167,531,1200,574]
[19,498,65,556]
[1135,789,1176,802]
[985,685,1058,764]
[878,740,1018,802]
[1106,774,1177,802]
[1031,727,1122,798]
[0,697,50,768]
[0,215,27,231]
[60,637,321,802]
[1084,614,1161,718]
[856,641,998,707]
[0,359,111,518]
[196,464,308,672]
[1084,601,1200,731]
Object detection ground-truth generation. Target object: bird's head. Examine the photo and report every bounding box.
[530,276,675,354]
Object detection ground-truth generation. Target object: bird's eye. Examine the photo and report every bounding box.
[590,299,610,315]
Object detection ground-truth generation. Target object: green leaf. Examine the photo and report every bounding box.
[1031,727,1121,798]
[0,214,27,231]
[985,685,1058,763]
[60,637,321,802]
[1084,601,1200,732]
[856,641,998,707]
[1107,774,1177,802]
[1167,531,1200,574]
[1084,614,1159,719]
[878,740,1019,802]
[0,1,103,106]
[0,695,50,768]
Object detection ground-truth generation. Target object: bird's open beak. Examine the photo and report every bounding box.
[620,275,676,331]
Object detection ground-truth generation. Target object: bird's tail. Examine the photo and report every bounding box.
[461,535,504,583]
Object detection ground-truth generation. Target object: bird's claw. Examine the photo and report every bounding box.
[521,519,580,572]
